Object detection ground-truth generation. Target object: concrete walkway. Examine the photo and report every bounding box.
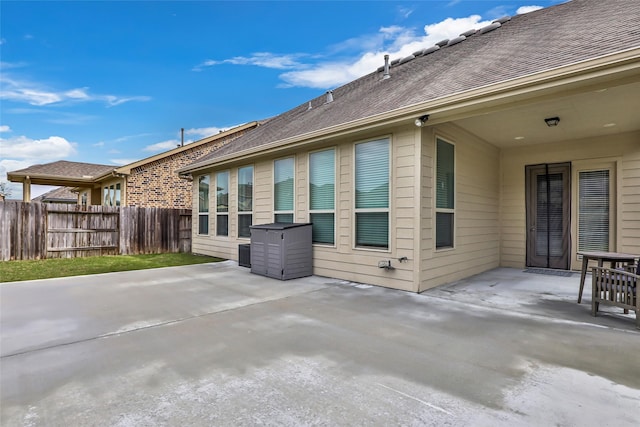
[1,262,638,426]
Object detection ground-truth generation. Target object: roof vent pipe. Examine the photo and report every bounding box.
[326,90,334,103]
[382,54,390,79]
[181,128,184,147]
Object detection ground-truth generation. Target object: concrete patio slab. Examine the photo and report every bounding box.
[1,262,638,426]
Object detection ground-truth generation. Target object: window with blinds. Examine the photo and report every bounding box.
[355,138,389,249]
[436,138,454,249]
[578,170,609,252]
[309,149,335,244]
[198,175,210,235]
[216,171,229,236]
[237,166,253,238]
[274,157,294,223]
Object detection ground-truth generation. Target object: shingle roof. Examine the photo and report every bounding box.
[8,160,115,180]
[32,186,78,203]
[184,0,640,171]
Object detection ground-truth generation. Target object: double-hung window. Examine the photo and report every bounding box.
[237,166,253,238]
[578,169,610,252]
[216,171,229,236]
[198,175,210,235]
[355,138,389,249]
[435,138,455,249]
[274,157,295,223]
[309,149,335,245]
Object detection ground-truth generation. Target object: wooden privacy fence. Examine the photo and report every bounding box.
[0,201,192,261]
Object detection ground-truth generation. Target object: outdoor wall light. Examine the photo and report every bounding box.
[544,116,560,127]
[414,115,430,127]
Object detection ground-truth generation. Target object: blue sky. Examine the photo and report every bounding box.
[1,0,562,198]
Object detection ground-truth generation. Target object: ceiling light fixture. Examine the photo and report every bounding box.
[603,123,616,128]
[414,115,429,127]
[514,136,525,140]
[544,116,560,127]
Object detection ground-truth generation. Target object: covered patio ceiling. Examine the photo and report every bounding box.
[454,79,640,148]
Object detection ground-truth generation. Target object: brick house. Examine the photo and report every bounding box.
[8,121,260,208]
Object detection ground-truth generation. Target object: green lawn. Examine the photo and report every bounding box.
[0,253,223,283]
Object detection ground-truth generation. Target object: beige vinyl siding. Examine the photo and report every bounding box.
[620,146,640,255]
[499,130,640,271]
[419,124,500,292]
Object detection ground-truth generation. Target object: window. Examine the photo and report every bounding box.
[578,170,610,252]
[274,157,294,223]
[198,175,210,235]
[309,149,335,245]
[216,171,229,236]
[103,183,121,207]
[436,138,454,249]
[81,191,88,207]
[115,183,121,207]
[355,138,389,249]
[238,166,253,238]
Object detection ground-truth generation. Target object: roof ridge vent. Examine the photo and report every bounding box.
[325,90,334,103]
[421,45,440,55]
[479,22,501,34]
[460,29,477,37]
[493,16,511,24]
[447,35,466,46]
[435,39,449,47]
[390,58,401,66]
[399,54,416,64]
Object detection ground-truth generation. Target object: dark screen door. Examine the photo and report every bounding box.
[525,163,571,269]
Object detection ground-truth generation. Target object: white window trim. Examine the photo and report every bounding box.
[198,174,211,236]
[353,136,391,252]
[215,170,230,237]
[274,156,295,222]
[435,136,456,251]
[308,147,337,247]
[237,165,254,239]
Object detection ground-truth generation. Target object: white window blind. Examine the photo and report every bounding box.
[274,157,294,223]
[355,138,389,249]
[578,170,609,252]
[198,175,210,235]
[436,139,454,249]
[216,171,229,236]
[237,166,253,238]
[309,149,335,244]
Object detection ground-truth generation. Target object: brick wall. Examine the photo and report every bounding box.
[126,128,251,208]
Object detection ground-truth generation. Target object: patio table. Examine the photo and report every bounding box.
[577,251,639,303]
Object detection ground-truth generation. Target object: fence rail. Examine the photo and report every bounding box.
[0,201,192,261]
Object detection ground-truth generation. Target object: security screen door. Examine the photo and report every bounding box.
[525,163,571,269]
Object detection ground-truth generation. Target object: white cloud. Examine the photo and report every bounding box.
[198,15,492,89]
[0,125,11,133]
[517,5,543,14]
[0,135,76,160]
[0,75,151,107]
[193,53,306,71]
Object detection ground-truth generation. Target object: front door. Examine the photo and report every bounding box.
[525,163,571,269]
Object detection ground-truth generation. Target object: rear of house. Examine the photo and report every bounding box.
[180,0,640,292]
